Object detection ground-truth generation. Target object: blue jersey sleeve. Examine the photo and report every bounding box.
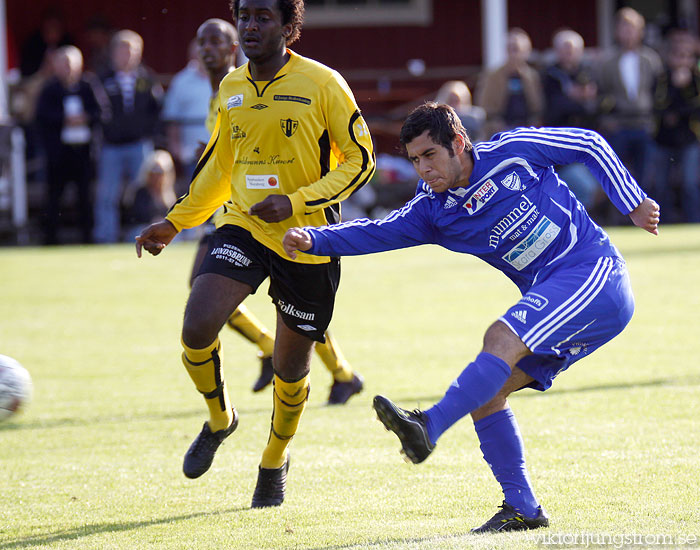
[306,192,435,256]
[482,127,646,214]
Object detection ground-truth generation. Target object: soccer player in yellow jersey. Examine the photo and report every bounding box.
[193,18,365,403]
[135,0,375,507]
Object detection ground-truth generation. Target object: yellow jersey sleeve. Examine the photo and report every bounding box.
[166,101,231,231]
[286,72,375,216]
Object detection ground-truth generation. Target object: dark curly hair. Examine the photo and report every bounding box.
[229,0,305,45]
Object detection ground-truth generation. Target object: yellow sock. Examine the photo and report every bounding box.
[227,304,275,357]
[315,331,353,382]
[182,337,234,432]
[260,374,310,469]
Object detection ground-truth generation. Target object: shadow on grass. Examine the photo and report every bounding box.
[0,507,250,549]
[403,374,700,404]
[0,398,364,433]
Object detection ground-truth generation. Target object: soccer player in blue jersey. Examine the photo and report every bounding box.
[283,102,659,533]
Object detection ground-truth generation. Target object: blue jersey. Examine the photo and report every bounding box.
[306,127,646,295]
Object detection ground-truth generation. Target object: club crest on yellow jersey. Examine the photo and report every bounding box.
[280,119,299,137]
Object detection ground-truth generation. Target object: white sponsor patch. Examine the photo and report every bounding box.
[463,179,498,215]
[519,292,549,311]
[246,174,280,189]
[226,94,243,109]
[501,171,523,191]
[502,216,561,271]
[297,324,317,332]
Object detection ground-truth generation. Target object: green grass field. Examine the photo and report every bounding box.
[1,224,699,549]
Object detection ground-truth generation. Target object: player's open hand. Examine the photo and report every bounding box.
[629,197,660,235]
[249,195,292,223]
[283,228,313,259]
[135,220,178,258]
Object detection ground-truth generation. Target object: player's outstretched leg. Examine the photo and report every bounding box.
[225,304,276,392]
[317,331,363,405]
[252,373,310,508]
[373,395,434,463]
[182,337,238,478]
[470,407,548,533]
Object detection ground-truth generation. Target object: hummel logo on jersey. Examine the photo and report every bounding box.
[250,103,268,110]
[227,94,243,109]
[444,196,458,209]
[501,171,523,191]
[511,310,527,323]
[297,324,317,332]
[280,119,299,137]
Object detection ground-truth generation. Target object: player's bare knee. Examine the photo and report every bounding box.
[482,320,530,367]
[181,310,221,349]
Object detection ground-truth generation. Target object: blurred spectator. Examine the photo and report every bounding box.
[650,30,700,223]
[543,29,602,213]
[83,15,114,75]
[35,45,100,244]
[92,30,163,243]
[435,80,486,143]
[476,28,544,138]
[20,7,73,78]
[369,153,416,219]
[543,29,597,128]
[123,149,177,240]
[597,7,663,188]
[162,39,212,193]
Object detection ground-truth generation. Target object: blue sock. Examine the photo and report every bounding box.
[475,408,540,518]
[423,352,510,444]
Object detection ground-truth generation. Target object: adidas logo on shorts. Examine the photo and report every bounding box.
[511,310,527,323]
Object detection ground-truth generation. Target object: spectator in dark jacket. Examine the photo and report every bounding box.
[93,30,162,243]
[650,30,700,222]
[35,45,100,244]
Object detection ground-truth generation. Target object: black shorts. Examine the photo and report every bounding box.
[197,224,340,343]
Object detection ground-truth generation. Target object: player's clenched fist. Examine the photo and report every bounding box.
[629,197,660,235]
[135,220,178,258]
[283,227,313,260]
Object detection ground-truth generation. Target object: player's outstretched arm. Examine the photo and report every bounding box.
[283,228,313,260]
[135,219,179,258]
[629,197,660,235]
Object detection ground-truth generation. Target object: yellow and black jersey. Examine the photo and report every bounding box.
[167,49,375,263]
[205,95,218,136]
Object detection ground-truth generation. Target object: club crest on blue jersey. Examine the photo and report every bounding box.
[464,179,498,215]
[501,171,523,191]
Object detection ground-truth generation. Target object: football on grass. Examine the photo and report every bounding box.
[0,354,32,421]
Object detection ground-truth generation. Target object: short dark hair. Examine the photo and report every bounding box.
[229,0,304,45]
[399,102,472,157]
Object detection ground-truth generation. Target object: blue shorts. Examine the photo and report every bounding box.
[499,256,634,391]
